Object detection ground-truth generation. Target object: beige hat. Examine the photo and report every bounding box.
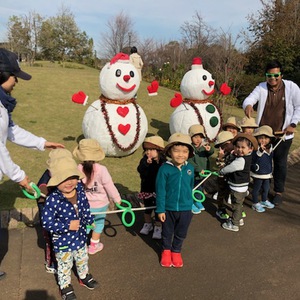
[214,131,234,148]
[164,133,194,158]
[232,133,258,151]
[47,149,73,168]
[240,117,258,128]
[73,139,105,162]
[188,124,206,138]
[142,136,164,151]
[47,157,85,187]
[222,117,240,131]
[253,125,275,138]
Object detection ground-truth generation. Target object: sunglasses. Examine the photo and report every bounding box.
[265,72,281,78]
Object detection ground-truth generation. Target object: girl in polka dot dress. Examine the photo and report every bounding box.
[41,156,98,300]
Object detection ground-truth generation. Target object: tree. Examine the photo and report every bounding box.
[99,11,136,58]
[245,0,300,78]
[39,6,94,64]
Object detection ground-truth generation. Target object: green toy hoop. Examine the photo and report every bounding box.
[22,182,41,200]
[192,190,206,203]
[115,199,136,227]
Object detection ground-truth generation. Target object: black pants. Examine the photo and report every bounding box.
[162,210,193,253]
[273,138,292,193]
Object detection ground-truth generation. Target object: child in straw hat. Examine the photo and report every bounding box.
[214,131,235,220]
[41,156,98,299]
[156,133,194,268]
[137,135,166,239]
[73,139,121,255]
[188,124,214,214]
[251,125,275,212]
[240,117,258,135]
[222,116,240,137]
[37,148,73,274]
[219,133,258,232]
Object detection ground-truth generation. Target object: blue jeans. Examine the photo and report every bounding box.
[273,138,292,193]
[252,178,270,203]
[162,210,193,252]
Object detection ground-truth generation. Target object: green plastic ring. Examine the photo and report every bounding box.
[115,199,135,227]
[121,209,136,227]
[22,182,41,200]
[199,170,212,177]
[192,190,206,203]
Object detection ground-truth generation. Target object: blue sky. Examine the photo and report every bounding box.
[0,0,263,45]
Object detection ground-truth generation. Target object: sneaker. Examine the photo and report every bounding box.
[79,273,99,290]
[192,203,202,214]
[88,242,104,255]
[45,264,56,274]
[272,194,283,206]
[152,226,162,239]
[216,209,229,220]
[252,202,265,213]
[171,252,183,268]
[196,201,205,211]
[212,192,218,200]
[242,211,246,218]
[239,219,244,226]
[261,200,275,209]
[60,284,76,300]
[160,250,172,268]
[222,219,239,232]
[140,223,153,235]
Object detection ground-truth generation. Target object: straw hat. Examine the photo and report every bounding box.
[232,133,258,151]
[253,125,275,138]
[222,117,240,131]
[142,136,165,151]
[164,133,194,158]
[47,149,73,168]
[214,131,234,148]
[240,117,258,128]
[73,139,105,162]
[47,157,85,187]
[188,124,206,138]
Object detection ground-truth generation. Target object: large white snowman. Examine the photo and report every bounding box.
[82,53,148,157]
[169,57,222,142]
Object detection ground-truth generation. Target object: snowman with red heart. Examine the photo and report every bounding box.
[169,57,230,142]
[81,53,148,157]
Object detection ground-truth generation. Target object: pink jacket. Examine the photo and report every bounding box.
[78,163,121,209]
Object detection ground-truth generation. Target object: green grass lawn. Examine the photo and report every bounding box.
[0,61,299,210]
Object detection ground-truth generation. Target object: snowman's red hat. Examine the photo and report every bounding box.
[110,52,130,65]
[191,57,203,70]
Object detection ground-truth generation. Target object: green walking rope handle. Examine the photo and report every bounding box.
[22,182,42,200]
[115,199,136,227]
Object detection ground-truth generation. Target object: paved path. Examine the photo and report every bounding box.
[0,163,299,300]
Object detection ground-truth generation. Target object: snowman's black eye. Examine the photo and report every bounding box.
[202,75,207,81]
[130,71,134,77]
[116,69,121,77]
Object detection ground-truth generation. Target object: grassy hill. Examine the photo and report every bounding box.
[0,61,298,210]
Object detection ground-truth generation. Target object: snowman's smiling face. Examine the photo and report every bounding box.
[100,61,140,100]
[180,68,215,100]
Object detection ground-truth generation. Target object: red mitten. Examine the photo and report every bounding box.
[147,80,159,96]
[220,83,231,95]
[72,91,88,105]
[170,93,183,108]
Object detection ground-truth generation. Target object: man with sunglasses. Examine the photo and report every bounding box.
[242,60,300,206]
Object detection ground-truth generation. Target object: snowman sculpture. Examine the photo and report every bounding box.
[169,57,223,142]
[82,53,148,157]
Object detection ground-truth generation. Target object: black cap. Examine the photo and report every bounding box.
[0,48,31,80]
